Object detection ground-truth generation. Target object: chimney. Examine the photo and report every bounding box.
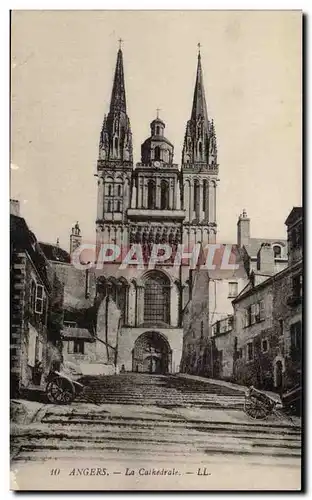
[10,199,20,216]
[237,209,250,247]
[70,221,82,255]
[257,243,275,275]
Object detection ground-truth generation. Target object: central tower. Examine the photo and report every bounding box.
[94,46,185,374]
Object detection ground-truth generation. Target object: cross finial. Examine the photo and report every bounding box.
[197,42,201,55]
[118,38,123,50]
[156,108,161,119]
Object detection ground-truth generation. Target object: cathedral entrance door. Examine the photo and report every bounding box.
[132,331,171,374]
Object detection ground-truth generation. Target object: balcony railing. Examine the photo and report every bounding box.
[127,208,185,220]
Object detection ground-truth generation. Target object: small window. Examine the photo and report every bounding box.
[200,320,204,339]
[68,340,85,354]
[261,339,269,353]
[273,245,281,258]
[117,185,121,196]
[250,304,256,325]
[259,300,265,321]
[74,340,85,354]
[279,319,284,336]
[244,308,250,328]
[156,126,160,135]
[114,137,118,151]
[107,201,111,212]
[35,284,44,314]
[117,201,121,212]
[247,342,254,361]
[108,185,112,196]
[228,282,238,298]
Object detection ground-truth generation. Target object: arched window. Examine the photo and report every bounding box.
[160,180,169,210]
[198,142,202,158]
[144,272,170,324]
[108,185,112,196]
[117,201,121,212]
[154,146,161,161]
[194,179,199,211]
[147,180,156,209]
[156,126,160,135]
[273,245,282,258]
[117,185,121,196]
[107,200,111,212]
[203,179,207,212]
[114,137,118,152]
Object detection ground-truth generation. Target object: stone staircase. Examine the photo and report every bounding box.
[11,374,301,468]
[76,373,246,409]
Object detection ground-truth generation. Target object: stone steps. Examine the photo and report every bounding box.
[12,411,301,465]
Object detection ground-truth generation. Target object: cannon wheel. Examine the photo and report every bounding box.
[46,376,75,404]
[244,396,273,420]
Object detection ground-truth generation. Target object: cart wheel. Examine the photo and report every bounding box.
[46,377,75,404]
[244,397,272,420]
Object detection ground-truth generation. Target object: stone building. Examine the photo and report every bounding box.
[10,201,63,397]
[40,225,117,375]
[237,209,288,275]
[94,45,219,374]
[180,207,294,380]
[232,207,302,393]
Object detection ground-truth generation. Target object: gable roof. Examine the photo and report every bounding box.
[61,327,94,341]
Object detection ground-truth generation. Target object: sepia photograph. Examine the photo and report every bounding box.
[10,10,302,491]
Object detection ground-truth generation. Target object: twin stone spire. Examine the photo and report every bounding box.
[98,46,217,169]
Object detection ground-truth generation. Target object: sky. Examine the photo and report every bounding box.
[11,10,302,251]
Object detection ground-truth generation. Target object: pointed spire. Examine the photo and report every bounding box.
[182,48,217,167]
[98,45,133,165]
[109,48,127,114]
[191,51,208,125]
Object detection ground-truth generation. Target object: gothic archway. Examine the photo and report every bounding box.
[132,331,172,374]
[147,180,156,209]
[160,180,169,210]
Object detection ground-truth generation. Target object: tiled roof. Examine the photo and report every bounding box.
[61,327,94,340]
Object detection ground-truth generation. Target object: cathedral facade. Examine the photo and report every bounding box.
[95,46,219,374]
